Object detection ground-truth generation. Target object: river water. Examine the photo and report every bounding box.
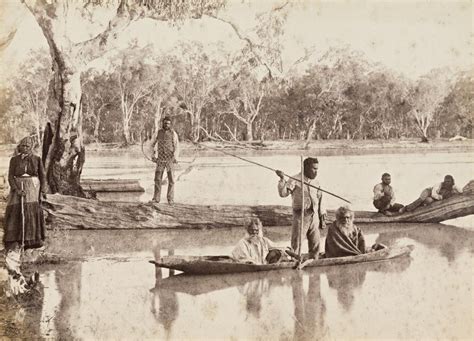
[1,149,473,339]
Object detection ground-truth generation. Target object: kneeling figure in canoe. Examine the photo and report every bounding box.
[325,206,385,258]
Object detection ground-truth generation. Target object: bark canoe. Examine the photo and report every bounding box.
[42,181,474,230]
[149,245,414,275]
[81,179,144,193]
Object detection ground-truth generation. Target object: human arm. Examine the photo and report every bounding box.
[431,183,444,200]
[373,184,384,200]
[150,132,158,162]
[231,240,256,264]
[37,156,47,198]
[277,175,295,198]
[389,187,396,205]
[7,157,19,193]
[318,190,327,229]
[173,131,180,162]
[453,185,463,195]
[355,226,367,253]
[264,237,275,249]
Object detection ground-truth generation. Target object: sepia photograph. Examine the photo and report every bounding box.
[0,0,472,339]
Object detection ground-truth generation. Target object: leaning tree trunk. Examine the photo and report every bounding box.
[42,57,86,197]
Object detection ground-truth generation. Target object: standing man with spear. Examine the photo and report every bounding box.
[276,157,326,260]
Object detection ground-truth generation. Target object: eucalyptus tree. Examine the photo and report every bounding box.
[434,70,473,138]
[8,48,51,145]
[407,69,454,142]
[20,0,225,195]
[171,42,228,142]
[81,70,118,143]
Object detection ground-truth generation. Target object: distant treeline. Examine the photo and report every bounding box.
[1,44,472,145]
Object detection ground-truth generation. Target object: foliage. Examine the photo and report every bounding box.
[407,68,454,142]
[0,49,51,144]
[2,44,472,145]
[434,71,473,138]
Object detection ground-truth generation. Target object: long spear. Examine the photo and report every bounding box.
[190,141,351,204]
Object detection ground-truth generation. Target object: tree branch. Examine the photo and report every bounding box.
[207,14,276,79]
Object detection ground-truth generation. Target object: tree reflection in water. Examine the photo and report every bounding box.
[375,223,474,264]
[325,255,412,312]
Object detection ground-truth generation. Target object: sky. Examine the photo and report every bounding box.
[0,0,472,82]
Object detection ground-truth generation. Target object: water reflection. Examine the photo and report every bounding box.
[1,224,469,339]
[152,248,178,336]
[326,255,411,312]
[151,249,412,340]
[291,272,327,341]
[54,262,82,339]
[375,224,474,263]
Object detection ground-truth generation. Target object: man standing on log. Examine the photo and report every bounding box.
[275,157,326,260]
[151,117,179,204]
[372,173,404,216]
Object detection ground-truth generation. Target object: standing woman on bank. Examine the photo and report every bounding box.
[4,136,47,252]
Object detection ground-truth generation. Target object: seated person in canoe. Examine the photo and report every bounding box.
[400,175,463,213]
[231,218,288,265]
[325,206,385,258]
[372,173,404,215]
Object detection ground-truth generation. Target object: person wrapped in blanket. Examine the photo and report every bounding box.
[3,136,45,295]
[231,218,289,265]
[324,206,386,258]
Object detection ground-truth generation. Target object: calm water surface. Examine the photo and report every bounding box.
[1,150,473,339]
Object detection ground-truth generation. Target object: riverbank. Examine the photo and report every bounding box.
[1,138,472,157]
[90,138,474,153]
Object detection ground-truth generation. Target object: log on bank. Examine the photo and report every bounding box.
[42,182,474,230]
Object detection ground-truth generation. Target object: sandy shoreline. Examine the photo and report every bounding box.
[1,138,472,160]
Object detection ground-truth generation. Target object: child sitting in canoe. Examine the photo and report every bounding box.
[325,206,386,258]
[231,218,289,265]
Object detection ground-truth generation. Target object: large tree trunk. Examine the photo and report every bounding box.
[43,57,86,196]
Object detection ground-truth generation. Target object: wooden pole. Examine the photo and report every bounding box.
[299,156,304,262]
[190,141,351,203]
[20,181,25,253]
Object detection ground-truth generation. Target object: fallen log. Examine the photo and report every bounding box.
[42,181,474,229]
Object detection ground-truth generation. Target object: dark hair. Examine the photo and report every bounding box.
[303,157,319,169]
[163,117,171,123]
[444,175,454,183]
[382,173,391,178]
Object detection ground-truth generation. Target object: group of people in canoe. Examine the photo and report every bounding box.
[232,156,463,265]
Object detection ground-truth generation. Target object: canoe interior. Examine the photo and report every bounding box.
[150,245,414,275]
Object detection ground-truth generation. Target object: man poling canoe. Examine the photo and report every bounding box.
[189,141,351,204]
